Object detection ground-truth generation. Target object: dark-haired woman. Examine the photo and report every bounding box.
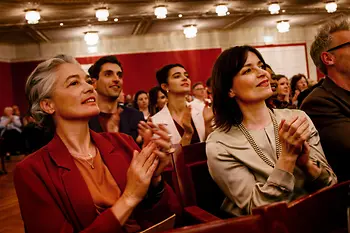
[152,64,213,146]
[291,73,309,106]
[14,55,180,233]
[133,90,150,120]
[206,46,336,216]
[149,86,168,116]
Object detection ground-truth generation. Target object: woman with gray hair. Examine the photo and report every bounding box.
[14,55,180,233]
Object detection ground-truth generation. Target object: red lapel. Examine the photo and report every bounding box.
[46,131,133,230]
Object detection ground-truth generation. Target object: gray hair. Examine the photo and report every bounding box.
[25,54,79,126]
[310,17,350,75]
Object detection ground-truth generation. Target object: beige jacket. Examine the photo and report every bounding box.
[206,108,337,216]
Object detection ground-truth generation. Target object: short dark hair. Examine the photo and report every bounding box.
[148,86,167,116]
[88,55,123,80]
[192,82,204,90]
[133,90,148,110]
[156,63,185,86]
[212,45,267,132]
[290,73,308,96]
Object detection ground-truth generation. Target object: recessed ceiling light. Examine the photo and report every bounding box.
[24,9,41,24]
[178,14,183,18]
[88,24,92,27]
[154,5,167,19]
[276,20,290,33]
[226,12,230,15]
[114,18,118,22]
[268,2,280,14]
[183,24,198,38]
[325,1,337,13]
[60,22,63,26]
[95,7,109,21]
[215,4,228,16]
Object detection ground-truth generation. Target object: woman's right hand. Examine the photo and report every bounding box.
[121,142,159,207]
[278,116,310,161]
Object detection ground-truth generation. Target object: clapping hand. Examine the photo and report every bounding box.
[138,119,174,178]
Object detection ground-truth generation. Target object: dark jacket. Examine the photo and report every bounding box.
[301,77,350,182]
[89,105,145,142]
[14,131,180,233]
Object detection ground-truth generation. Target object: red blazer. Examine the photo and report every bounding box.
[14,131,180,233]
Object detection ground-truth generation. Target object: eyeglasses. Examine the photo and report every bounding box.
[327,41,350,52]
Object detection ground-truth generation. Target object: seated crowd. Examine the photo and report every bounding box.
[2,17,349,232]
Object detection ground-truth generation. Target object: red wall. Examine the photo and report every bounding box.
[8,48,221,113]
[0,62,13,113]
[11,61,42,114]
[77,48,221,95]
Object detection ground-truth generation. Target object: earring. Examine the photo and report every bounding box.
[166,90,169,93]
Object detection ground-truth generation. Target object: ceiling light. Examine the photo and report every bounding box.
[95,7,109,21]
[268,2,280,14]
[154,5,167,19]
[114,18,119,22]
[59,22,63,26]
[183,25,197,38]
[226,12,230,15]
[178,14,183,18]
[84,31,99,46]
[215,4,228,16]
[88,46,98,53]
[325,1,337,13]
[276,20,290,33]
[25,9,40,24]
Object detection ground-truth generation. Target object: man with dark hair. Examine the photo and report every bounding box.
[301,18,350,182]
[88,55,144,143]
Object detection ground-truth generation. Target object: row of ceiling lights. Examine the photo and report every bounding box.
[24,0,340,45]
[269,1,338,33]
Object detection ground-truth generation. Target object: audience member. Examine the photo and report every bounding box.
[205,77,213,103]
[125,94,134,108]
[0,106,23,158]
[206,45,337,216]
[133,90,150,120]
[152,63,213,146]
[15,55,180,233]
[148,86,167,116]
[291,73,309,106]
[272,74,296,109]
[192,82,206,106]
[301,18,350,182]
[88,56,145,143]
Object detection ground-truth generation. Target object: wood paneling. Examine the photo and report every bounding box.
[0,156,24,233]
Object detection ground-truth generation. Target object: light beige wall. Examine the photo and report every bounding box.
[10,25,320,79]
[0,44,16,62]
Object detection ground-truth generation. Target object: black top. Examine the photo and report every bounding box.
[173,118,200,144]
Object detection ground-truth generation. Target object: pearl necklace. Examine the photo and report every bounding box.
[238,109,281,168]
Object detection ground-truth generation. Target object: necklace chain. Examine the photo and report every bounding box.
[72,149,96,169]
[238,110,281,168]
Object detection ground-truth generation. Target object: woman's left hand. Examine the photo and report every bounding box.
[138,120,173,177]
